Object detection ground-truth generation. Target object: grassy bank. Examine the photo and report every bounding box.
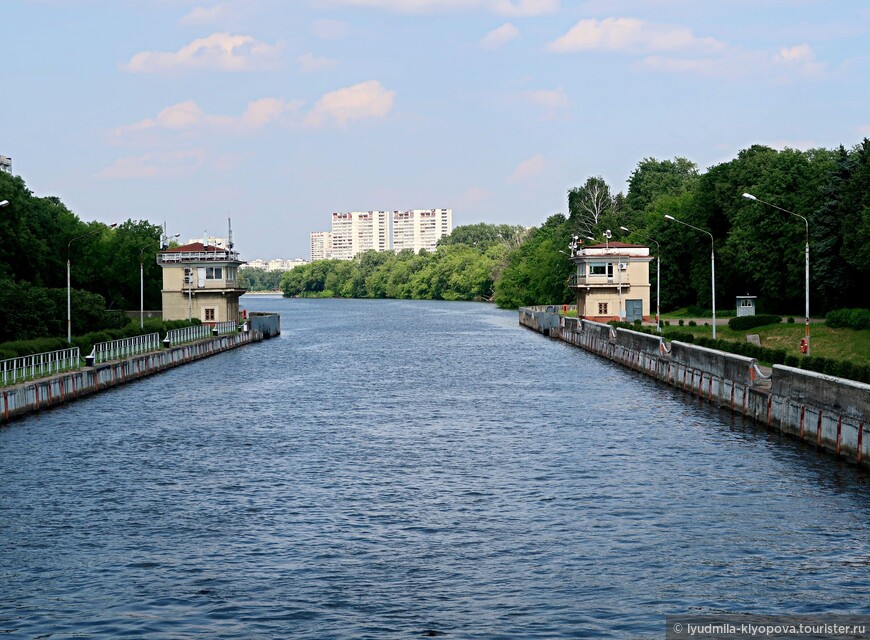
[660,321,870,366]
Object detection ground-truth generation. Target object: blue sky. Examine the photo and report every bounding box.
[2,0,869,260]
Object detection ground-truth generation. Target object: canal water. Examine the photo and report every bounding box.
[1,297,868,638]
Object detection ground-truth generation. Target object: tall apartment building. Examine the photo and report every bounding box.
[392,208,452,253]
[310,231,332,261]
[0,155,12,174]
[330,211,390,260]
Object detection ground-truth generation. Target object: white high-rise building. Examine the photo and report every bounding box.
[392,209,452,254]
[310,231,332,261]
[0,155,12,174]
[330,211,390,260]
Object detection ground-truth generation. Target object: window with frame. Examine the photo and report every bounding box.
[206,267,223,280]
[204,308,216,321]
[598,302,608,315]
[184,267,193,284]
[589,262,607,275]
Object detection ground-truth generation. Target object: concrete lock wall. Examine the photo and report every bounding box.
[250,313,281,339]
[519,306,562,335]
[518,306,869,467]
[670,341,755,385]
[581,320,614,342]
[616,328,663,356]
[2,331,260,425]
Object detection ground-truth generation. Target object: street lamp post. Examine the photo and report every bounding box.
[67,224,117,342]
[743,192,811,356]
[621,226,661,333]
[664,215,716,339]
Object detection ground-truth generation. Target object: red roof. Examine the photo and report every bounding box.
[162,242,224,253]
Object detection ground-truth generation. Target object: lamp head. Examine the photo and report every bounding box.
[619,226,630,232]
[0,200,9,208]
[742,193,757,201]
[664,215,675,221]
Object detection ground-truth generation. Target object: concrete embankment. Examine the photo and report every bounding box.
[2,315,280,424]
[520,306,869,468]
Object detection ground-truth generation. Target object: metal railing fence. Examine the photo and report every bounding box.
[1,348,81,386]
[91,333,161,364]
[212,321,238,335]
[165,324,212,346]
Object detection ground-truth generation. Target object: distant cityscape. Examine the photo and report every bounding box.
[311,208,453,261]
[243,208,454,271]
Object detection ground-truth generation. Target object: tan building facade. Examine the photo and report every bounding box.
[569,242,652,323]
[158,242,246,323]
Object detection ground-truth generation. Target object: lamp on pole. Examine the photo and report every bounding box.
[621,226,661,333]
[743,192,810,356]
[0,200,9,208]
[664,214,716,339]
[67,223,117,342]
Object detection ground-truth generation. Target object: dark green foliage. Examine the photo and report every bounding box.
[688,320,697,327]
[0,171,164,343]
[281,230,510,304]
[784,354,801,367]
[664,330,695,343]
[728,315,782,331]
[238,267,284,292]
[787,317,795,323]
[825,308,870,330]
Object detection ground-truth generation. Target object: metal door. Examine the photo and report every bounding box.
[625,299,643,322]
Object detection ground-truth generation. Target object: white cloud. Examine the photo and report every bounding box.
[325,0,557,16]
[305,80,396,127]
[115,98,302,136]
[524,87,569,109]
[122,33,282,73]
[298,52,338,72]
[547,17,724,54]
[859,124,870,136]
[773,44,825,77]
[178,4,227,26]
[481,23,519,50]
[97,150,207,180]
[509,154,545,182]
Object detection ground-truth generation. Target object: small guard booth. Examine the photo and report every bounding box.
[736,295,757,317]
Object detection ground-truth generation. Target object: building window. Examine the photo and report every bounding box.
[184,267,193,285]
[589,263,607,275]
[204,308,215,321]
[206,267,223,280]
[598,302,608,315]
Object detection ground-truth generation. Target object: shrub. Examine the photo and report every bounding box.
[826,308,870,330]
[678,319,685,326]
[664,320,670,326]
[728,314,782,331]
[664,330,695,343]
[784,354,800,368]
[787,317,795,323]
[688,320,697,327]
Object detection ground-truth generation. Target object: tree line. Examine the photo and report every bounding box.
[280,224,527,301]
[496,140,870,313]
[0,171,164,342]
